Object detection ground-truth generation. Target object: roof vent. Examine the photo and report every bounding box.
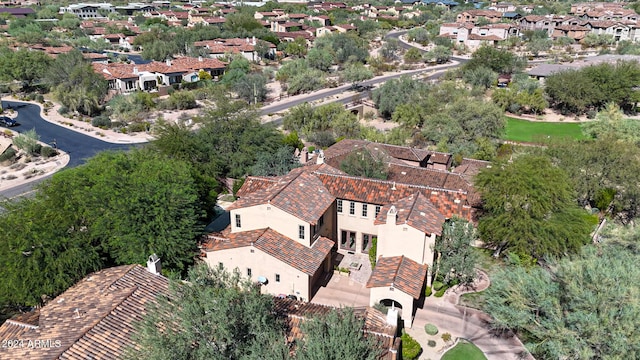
[401,171,406,175]
[420,212,425,216]
[147,254,162,275]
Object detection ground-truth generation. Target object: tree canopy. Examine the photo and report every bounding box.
[129,264,385,360]
[435,217,478,286]
[475,155,594,259]
[484,230,640,359]
[544,60,640,114]
[0,149,203,307]
[128,264,289,360]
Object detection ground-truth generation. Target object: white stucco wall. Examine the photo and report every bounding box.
[231,205,313,246]
[370,287,415,328]
[336,200,380,253]
[204,246,311,300]
[377,219,436,267]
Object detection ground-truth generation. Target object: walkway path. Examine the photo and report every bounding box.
[406,270,533,360]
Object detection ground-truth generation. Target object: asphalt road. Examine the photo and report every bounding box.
[0,32,464,198]
[0,100,135,198]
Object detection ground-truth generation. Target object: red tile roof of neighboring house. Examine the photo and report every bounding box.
[0,265,169,360]
[374,192,446,235]
[202,228,334,276]
[273,298,398,359]
[468,33,504,41]
[366,256,427,299]
[228,168,336,225]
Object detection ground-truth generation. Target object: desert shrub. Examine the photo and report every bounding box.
[40,146,57,158]
[127,121,150,133]
[308,131,336,148]
[35,94,45,103]
[401,331,422,360]
[58,105,69,115]
[441,332,452,342]
[91,115,112,128]
[425,323,439,335]
[0,147,17,162]
[428,340,437,348]
[432,281,444,291]
[167,91,196,110]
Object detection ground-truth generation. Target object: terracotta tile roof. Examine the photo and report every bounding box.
[201,228,334,276]
[386,164,470,194]
[273,298,398,359]
[235,176,280,197]
[452,158,491,177]
[228,169,335,225]
[366,256,427,299]
[374,192,446,236]
[468,34,504,41]
[0,265,169,360]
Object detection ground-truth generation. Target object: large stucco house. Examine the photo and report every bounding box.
[201,140,487,328]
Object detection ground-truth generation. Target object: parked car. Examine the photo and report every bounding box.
[0,116,17,127]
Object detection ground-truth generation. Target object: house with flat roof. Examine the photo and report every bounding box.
[201,140,487,328]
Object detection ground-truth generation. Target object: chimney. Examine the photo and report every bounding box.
[133,67,138,74]
[198,55,203,62]
[316,149,325,164]
[386,206,397,225]
[246,37,249,43]
[165,59,171,66]
[252,36,256,45]
[300,148,309,163]
[147,254,162,275]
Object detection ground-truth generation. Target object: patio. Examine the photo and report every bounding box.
[334,249,372,285]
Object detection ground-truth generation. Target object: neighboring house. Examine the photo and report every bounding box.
[93,56,226,93]
[583,20,634,42]
[456,9,503,24]
[202,140,483,328]
[59,3,116,19]
[0,261,169,360]
[194,37,275,61]
[0,7,35,17]
[570,2,627,16]
[552,24,590,42]
[0,259,400,360]
[439,22,517,47]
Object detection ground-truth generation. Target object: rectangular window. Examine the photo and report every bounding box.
[362,204,368,217]
[362,234,375,253]
[375,205,381,218]
[275,274,281,282]
[337,199,343,213]
[299,225,305,240]
[349,202,355,215]
[247,268,252,277]
[235,214,241,228]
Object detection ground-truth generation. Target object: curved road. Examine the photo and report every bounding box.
[0,101,134,198]
[0,31,464,198]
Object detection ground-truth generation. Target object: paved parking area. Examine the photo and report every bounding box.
[310,271,370,308]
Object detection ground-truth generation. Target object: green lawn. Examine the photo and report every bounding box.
[441,340,487,360]
[503,117,586,143]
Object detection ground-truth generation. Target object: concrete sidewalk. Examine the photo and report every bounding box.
[406,271,533,360]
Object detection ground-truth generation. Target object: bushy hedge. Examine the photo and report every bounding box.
[424,286,432,297]
[401,331,422,360]
[40,146,57,158]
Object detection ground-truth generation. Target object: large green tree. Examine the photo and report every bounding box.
[475,155,593,259]
[46,50,108,115]
[546,136,640,221]
[296,308,383,360]
[0,149,203,307]
[128,265,290,360]
[434,217,478,286]
[484,231,640,359]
